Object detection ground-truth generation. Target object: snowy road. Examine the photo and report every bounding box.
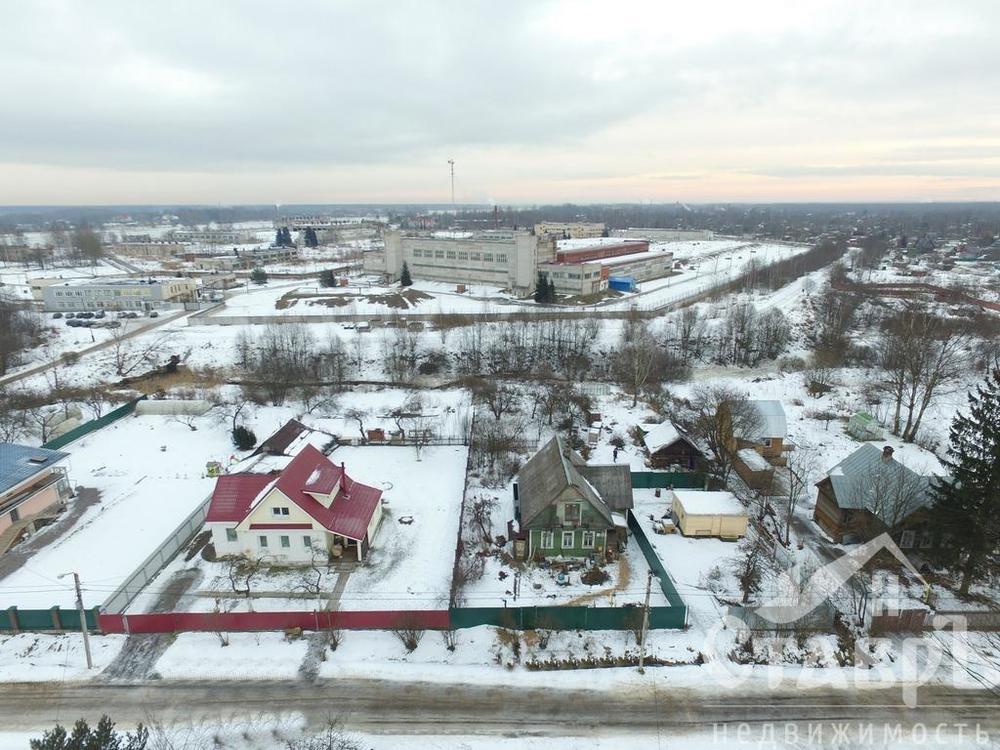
[2,679,998,737]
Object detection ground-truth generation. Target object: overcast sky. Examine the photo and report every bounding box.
[2,0,999,204]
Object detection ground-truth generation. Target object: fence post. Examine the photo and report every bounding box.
[50,606,62,631]
[6,606,18,634]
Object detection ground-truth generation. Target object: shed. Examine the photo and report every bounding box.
[671,490,748,540]
[733,447,775,493]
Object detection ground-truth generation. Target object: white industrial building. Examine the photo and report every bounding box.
[364,229,553,297]
[534,222,606,239]
[42,278,198,312]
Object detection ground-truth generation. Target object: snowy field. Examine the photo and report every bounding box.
[0,414,238,610]
[0,632,125,682]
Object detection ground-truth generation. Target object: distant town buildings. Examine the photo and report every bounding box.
[111,241,189,259]
[534,221,606,239]
[171,228,257,245]
[611,228,715,241]
[42,278,198,311]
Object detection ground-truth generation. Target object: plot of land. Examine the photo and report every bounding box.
[0,415,236,610]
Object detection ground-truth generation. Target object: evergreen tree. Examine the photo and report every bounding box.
[930,366,1000,594]
[31,715,147,750]
[305,227,319,247]
[400,261,412,287]
[534,271,549,303]
[319,269,337,287]
[232,425,257,451]
[546,276,557,302]
[249,267,268,285]
[275,228,283,247]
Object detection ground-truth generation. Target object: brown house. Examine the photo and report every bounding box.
[641,422,704,471]
[733,400,790,466]
[813,444,936,546]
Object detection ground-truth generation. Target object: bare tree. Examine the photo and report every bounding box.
[474,380,520,421]
[782,443,819,545]
[731,534,775,605]
[110,322,177,378]
[469,494,500,546]
[855,452,929,538]
[226,555,265,612]
[612,318,666,407]
[681,385,764,482]
[345,408,369,443]
[877,309,970,442]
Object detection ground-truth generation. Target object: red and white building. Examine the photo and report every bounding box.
[206,444,384,564]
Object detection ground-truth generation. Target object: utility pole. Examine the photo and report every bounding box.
[638,569,654,674]
[447,159,455,205]
[61,572,93,669]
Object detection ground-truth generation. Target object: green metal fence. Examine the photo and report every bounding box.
[43,396,146,450]
[630,471,705,489]
[1,606,101,632]
[450,603,685,630]
[627,510,686,609]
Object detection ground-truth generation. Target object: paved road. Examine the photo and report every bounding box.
[2,679,998,737]
[0,310,189,387]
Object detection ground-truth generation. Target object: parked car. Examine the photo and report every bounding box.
[95,310,106,319]
[52,312,63,319]
[66,312,75,319]
[104,320,122,329]
[78,311,94,319]
[66,319,83,327]
[149,311,159,318]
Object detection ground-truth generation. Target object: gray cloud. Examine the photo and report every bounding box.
[1,0,999,200]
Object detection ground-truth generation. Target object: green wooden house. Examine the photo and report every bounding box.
[513,436,632,561]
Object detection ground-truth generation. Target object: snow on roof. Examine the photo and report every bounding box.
[737,448,771,473]
[642,422,682,453]
[745,400,787,439]
[596,247,675,266]
[672,490,746,517]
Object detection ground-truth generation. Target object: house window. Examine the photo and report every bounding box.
[919,530,934,549]
[540,531,554,549]
[303,536,312,548]
[762,438,773,447]
[561,531,575,549]
[582,530,595,549]
[272,507,290,516]
[899,530,915,549]
[258,535,269,548]
[225,528,237,542]
[280,535,290,548]
[564,503,581,524]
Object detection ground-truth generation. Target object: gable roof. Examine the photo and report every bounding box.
[517,436,614,527]
[578,465,633,512]
[818,444,934,521]
[254,419,335,457]
[641,421,699,455]
[0,443,68,497]
[744,400,787,440]
[206,444,383,541]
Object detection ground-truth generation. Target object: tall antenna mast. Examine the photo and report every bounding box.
[447,159,455,205]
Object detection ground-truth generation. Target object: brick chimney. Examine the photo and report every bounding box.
[882,446,894,462]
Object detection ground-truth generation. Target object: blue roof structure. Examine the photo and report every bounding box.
[0,443,69,496]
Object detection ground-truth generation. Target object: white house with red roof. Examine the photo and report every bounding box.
[206,444,384,563]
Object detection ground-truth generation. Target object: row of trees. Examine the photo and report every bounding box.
[666,304,791,367]
[0,296,42,375]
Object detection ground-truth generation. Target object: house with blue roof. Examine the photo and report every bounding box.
[0,443,72,548]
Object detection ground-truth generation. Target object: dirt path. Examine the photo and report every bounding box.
[563,554,632,607]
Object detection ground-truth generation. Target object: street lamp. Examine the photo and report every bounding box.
[58,571,93,669]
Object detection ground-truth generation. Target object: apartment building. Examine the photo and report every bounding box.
[534,222,606,239]
[42,278,198,311]
[111,241,189,259]
[364,229,552,296]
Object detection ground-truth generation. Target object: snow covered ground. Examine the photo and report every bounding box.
[0,414,237,610]
[0,632,125,682]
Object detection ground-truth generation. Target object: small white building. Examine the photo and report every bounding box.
[670,490,748,540]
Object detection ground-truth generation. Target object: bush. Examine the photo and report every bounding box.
[231,425,257,450]
[319,269,337,288]
[249,267,268,285]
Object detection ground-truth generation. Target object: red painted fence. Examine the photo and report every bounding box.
[99,609,450,634]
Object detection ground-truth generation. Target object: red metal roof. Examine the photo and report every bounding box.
[248,523,313,530]
[205,444,383,542]
[205,474,275,522]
